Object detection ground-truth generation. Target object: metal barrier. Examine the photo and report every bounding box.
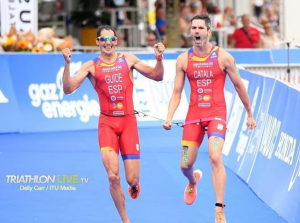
[71,46,300,88]
[116,25,140,47]
[241,64,300,88]
[72,46,148,53]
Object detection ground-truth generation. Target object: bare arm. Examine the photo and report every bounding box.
[162,53,186,130]
[62,48,93,94]
[222,49,256,130]
[126,42,165,81]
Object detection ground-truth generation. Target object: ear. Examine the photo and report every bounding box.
[208,29,212,36]
[95,38,99,46]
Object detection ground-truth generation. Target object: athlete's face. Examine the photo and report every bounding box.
[190,19,211,47]
[96,30,117,54]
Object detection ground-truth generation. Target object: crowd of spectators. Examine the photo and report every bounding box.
[0,0,282,52]
[149,0,281,49]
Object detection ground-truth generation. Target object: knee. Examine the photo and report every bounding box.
[108,173,120,187]
[209,154,223,168]
[126,175,139,187]
[181,163,193,172]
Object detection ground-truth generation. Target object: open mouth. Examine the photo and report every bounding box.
[195,36,201,41]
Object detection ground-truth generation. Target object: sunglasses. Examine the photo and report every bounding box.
[97,36,117,41]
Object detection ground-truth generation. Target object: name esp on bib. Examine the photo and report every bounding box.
[194,70,214,87]
[105,73,123,94]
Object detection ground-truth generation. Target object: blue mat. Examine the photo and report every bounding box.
[0,127,288,223]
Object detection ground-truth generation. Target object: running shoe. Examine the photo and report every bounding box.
[128,183,140,199]
[184,169,202,205]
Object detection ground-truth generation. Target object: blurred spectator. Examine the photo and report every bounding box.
[180,0,188,8]
[38,0,65,22]
[145,31,157,50]
[113,0,132,26]
[223,6,237,44]
[179,6,192,47]
[200,0,210,14]
[252,0,264,20]
[155,6,167,40]
[116,30,127,47]
[188,0,202,20]
[260,15,269,26]
[154,0,164,9]
[211,6,223,28]
[262,22,280,49]
[223,6,236,27]
[200,0,215,14]
[260,3,279,33]
[213,6,222,14]
[180,34,189,48]
[179,6,191,36]
[231,14,262,48]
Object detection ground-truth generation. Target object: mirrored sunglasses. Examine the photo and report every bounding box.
[97,36,118,41]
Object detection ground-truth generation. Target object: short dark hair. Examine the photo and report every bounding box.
[96,25,117,38]
[190,14,212,30]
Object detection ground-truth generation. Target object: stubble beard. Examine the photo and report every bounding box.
[196,34,208,47]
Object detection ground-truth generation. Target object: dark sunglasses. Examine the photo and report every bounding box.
[97,36,118,41]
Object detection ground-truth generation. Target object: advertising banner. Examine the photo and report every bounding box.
[248,81,300,223]
[0,55,21,133]
[6,54,188,132]
[237,76,276,182]
[8,54,100,132]
[0,0,38,35]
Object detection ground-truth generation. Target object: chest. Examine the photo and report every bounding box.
[186,58,224,81]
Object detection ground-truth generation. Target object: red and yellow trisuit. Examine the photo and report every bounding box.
[182,46,227,147]
[93,53,140,160]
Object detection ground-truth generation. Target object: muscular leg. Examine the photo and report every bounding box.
[181,124,205,184]
[101,150,130,223]
[180,144,200,184]
[124,159,140,187]
[120,116,140,188]
[208,136,226,212]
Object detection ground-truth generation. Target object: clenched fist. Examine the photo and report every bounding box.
[62,48,72,63]
[162,119,172,130]
[154,42,165,57]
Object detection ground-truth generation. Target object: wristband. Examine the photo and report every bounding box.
[155,55,163,61]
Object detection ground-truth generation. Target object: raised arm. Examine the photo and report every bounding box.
[62,48,93,94]
[222,49,256,130]
[162,53,186,130]
[126,43,165,81]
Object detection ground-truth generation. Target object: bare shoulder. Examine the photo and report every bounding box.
[177,51,188,70]
[82,60,94,68]
[124,53,137,59]
[80,60,95,75]
[177,51,188,61]
[218,48,234,67]
[124,53,140,68]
